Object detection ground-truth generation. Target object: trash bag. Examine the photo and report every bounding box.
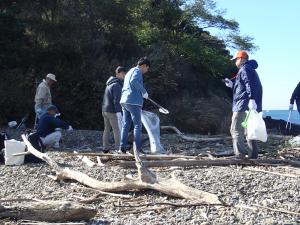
[246,110,268,142]
[141,110,166,154]
[289,136,300,147]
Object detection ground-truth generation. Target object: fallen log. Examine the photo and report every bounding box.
[243,167,300,178]
[20,223,86,225]
[21,135,223,205]
[161,126,231,142]
[0,200,97,222]
[118,158,300,169]
[69,152,196,160]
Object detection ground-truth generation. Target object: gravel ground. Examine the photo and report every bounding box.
[1,128,300,225]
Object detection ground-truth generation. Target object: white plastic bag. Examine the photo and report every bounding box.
[141,110,166,154]
[289,136,300,147]
[246,110,268,142]
[117,111,166,154]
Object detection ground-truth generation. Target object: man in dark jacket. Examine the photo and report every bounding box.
[37,105,72,148]
[102,66,126,152]
[289,82,300,114]
[224,50,263,159]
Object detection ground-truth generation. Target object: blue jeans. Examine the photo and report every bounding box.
[296,99,300,114]
[120,104,142,151]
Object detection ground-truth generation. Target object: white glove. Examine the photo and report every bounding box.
[248,99,257,110]
[67,125,73,131]
[55,113,61,117]
[224,78,233,88]
[289,104,294,111]
[143,92,149,99]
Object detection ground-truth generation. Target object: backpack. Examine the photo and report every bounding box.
[0,132,8,163]
[25,132,46,163]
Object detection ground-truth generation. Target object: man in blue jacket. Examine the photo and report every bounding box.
[37,105,72,148]
[289,82,300,114]
[224,50,263,159]
[102,66,126,152]
[119,57,150,153]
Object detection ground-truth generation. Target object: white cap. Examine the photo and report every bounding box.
[46,73,57,82]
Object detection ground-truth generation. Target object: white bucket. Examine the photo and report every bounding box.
[4,139,26,165]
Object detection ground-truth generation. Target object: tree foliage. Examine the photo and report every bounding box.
[0,0,256,130]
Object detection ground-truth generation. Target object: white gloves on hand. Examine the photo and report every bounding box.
[248,99,257,110]
[289,104,294,111]
[224,78,233,88]
[143,92,149,99]
[67,125,73,131]
[54,113,61,118]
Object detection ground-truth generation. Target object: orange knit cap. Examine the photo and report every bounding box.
[231,50,248,60]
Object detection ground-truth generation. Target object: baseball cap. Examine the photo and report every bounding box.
[47,105,59,113]
[46,73,57,82]
[231,51,248,61]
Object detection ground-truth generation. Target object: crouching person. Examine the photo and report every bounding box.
[37,105,73,149]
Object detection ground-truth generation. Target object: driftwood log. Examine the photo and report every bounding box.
[0,200,97,222]
[118,158,300,169]
[21,135,223,205]
[20,223,86,225]
[161,126,231,142]
[69,152,196,160]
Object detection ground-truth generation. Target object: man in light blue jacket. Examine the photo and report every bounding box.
[119,57,150,153]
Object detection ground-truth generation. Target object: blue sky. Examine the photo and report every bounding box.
[212,0,300,110]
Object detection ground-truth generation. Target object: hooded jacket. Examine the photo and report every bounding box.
[102,76,123,113]
[37,113,69,138]
[290,82,300,104]
[232,60,263,112]
[120,67,147,106]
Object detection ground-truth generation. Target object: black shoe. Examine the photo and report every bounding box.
[103,149,109,154]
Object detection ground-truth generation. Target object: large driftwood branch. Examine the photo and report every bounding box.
[118,158,300,169]
[161,126,231,142]
[0,200,96,222]
[21,135,223,205]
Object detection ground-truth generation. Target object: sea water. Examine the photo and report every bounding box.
[263,110,300,125]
